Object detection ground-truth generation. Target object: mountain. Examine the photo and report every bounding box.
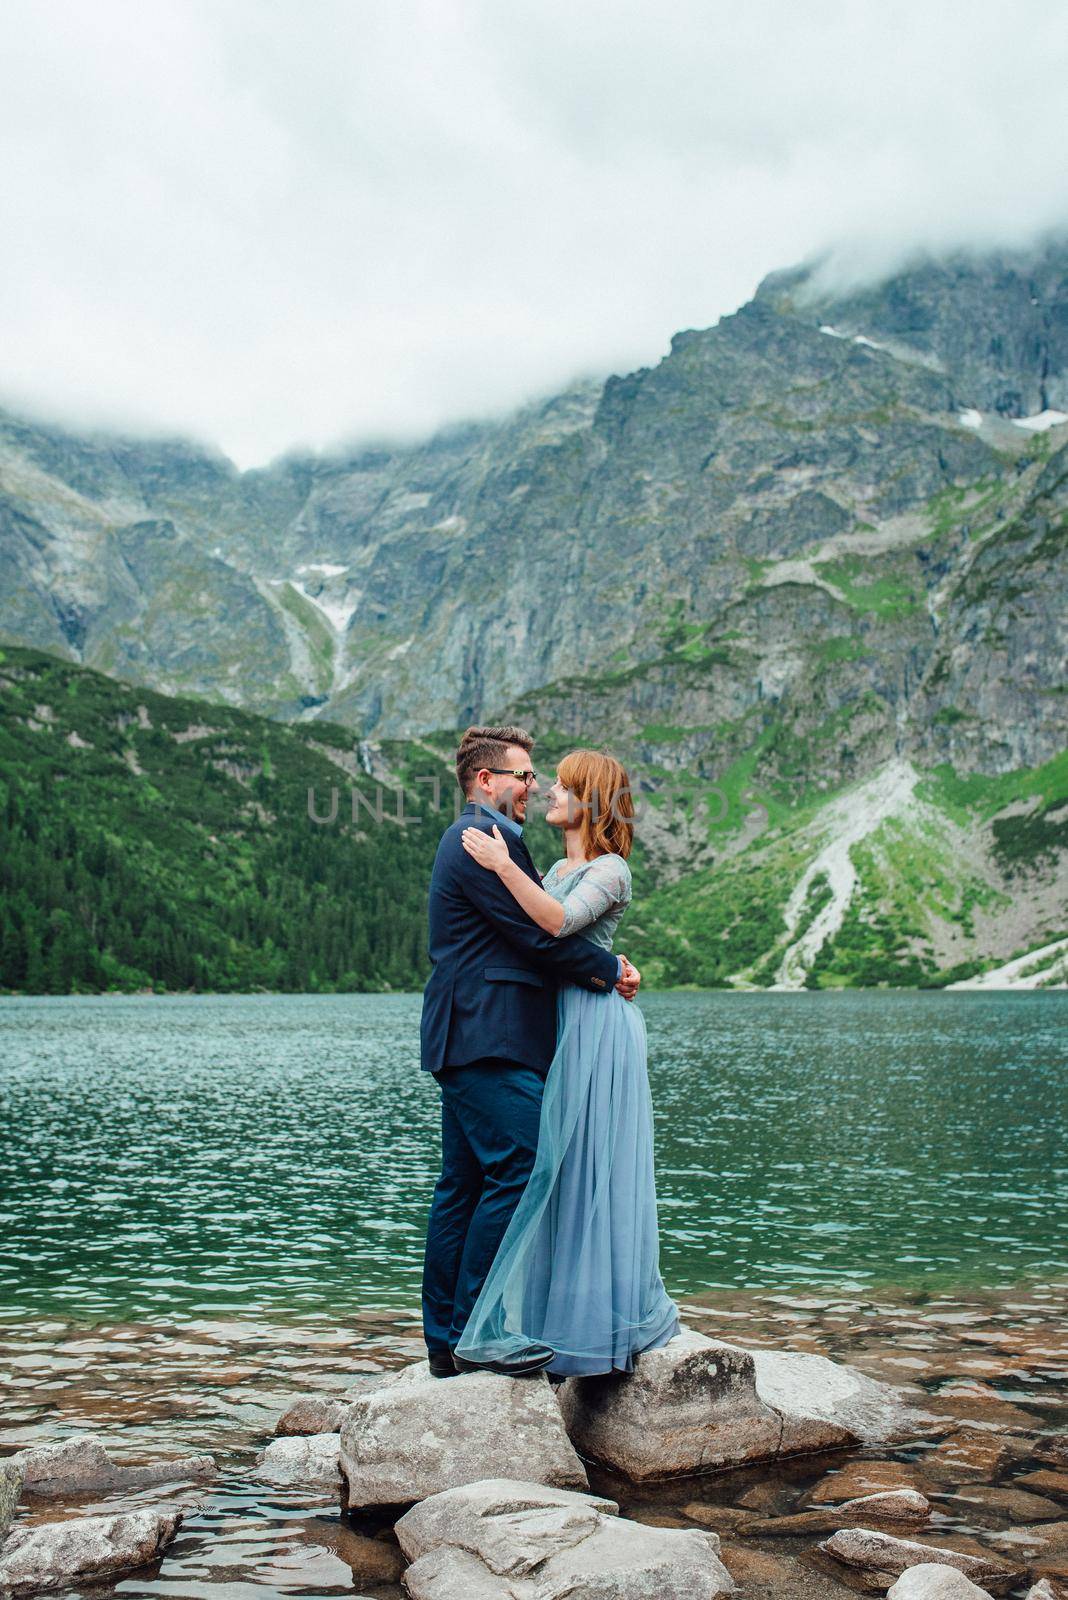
[0,643,442,993]
[0,240,1065,991]
[2,240,1065,757]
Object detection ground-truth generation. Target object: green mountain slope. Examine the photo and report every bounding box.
[0,645,442,993]
[1,642,1064,994]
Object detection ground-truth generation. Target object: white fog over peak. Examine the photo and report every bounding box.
[2,0,1067,467]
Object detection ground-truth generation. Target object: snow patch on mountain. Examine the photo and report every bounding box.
[1011,409,1068,432]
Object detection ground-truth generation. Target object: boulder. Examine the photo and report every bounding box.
[339,1366,587,1510]
[820,1528,1020,1592]
[275,1377,383,1435]
[255,1432,341,1489]
[887,1564,995,1598]
[0,1506,185,1595]
[1,1458,24,1543]
[557,1330,780,1481]
[275,1397,353,1436]
[394,1478,737,1599]
[557,1328,936,1482]
[750,1345,942,1455]
[12,1436,215,1496]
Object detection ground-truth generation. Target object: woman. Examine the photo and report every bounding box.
[453,748,679,1378]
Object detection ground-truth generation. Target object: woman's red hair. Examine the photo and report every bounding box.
[557,748,634,860]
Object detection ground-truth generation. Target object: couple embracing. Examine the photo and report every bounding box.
[419,723,679,1380]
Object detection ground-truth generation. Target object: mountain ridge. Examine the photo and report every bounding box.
[1,244,1064,771]
[0,241,1065,990]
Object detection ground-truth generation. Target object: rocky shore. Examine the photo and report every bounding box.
[2,1310,1065,1600]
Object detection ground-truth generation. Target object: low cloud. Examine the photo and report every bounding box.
[2,0,1067,467]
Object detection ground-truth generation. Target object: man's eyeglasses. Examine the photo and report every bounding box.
[485,767,537,786]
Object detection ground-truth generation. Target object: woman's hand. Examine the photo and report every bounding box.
[462,823,511,873]
[616,955,641,1001]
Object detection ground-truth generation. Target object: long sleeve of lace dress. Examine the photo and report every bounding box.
[556,854,632,937]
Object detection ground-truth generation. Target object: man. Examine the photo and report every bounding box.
[420,724,640,1377]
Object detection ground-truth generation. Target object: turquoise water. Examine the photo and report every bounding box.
[1,990,1065,1322]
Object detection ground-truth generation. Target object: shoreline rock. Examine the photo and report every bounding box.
[819,1527,1021,1594]
[256,1432,341,1489]
[395,1477,737,1599]
[557,1328,941,1482]
[0,1460,24,1544]
[275,1397,353,1436]
[11,1436,215,1498]
[339,1365,588,1510]
[0,1505,186,1596]
[887,1566,997,1598]
[275,1377,383,1436]
[558,1331,781,1481]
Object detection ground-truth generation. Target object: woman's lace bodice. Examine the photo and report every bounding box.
[542,852,632,950]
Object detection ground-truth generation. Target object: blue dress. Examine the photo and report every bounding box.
[454,852,680,1377]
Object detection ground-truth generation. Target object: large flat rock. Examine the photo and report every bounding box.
[558,1328,941,1482]
[750,1344,941,1454]
[339,1365,588,1510]
[395,1477,737,1599]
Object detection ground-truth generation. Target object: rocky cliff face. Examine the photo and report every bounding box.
[1,242,1065,796]
[762,239,1068,416]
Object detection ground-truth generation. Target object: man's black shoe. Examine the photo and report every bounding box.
[428,1350,459,1379]
[452,1343,555,1377]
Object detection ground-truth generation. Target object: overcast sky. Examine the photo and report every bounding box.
[3,0,1067,468]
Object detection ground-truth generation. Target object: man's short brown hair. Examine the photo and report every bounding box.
[456,724,534,796]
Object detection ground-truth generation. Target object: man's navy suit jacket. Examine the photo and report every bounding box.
[419,801,620,1074]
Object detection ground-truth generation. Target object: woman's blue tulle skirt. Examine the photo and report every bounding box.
[455,985,680,1377]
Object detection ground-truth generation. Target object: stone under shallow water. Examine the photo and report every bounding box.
[739,1487,931,1533]
[12,1435,215,1497]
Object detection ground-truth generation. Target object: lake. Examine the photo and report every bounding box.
[2,990,1065,1322]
